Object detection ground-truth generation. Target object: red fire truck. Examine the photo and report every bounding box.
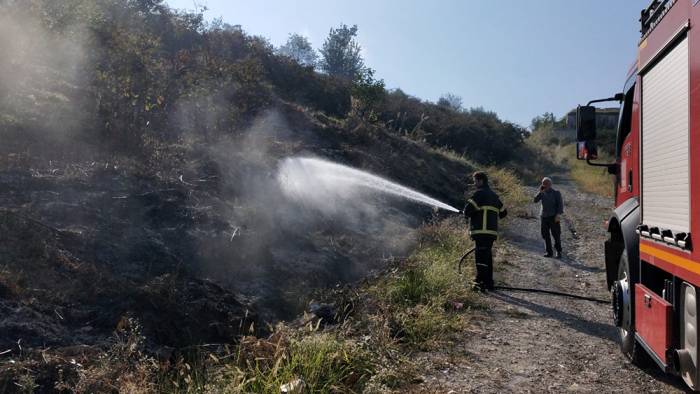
[576,0,700,389]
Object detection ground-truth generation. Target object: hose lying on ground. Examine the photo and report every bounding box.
[457,248,610,304]
[492,285,609,304]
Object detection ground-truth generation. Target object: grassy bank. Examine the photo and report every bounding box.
[155,170,526,393]
[218,218,479,393]
[26,217,481,393]
[4,153,527,393]
[554,145,615,198]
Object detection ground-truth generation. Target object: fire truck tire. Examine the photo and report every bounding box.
[616,250,645,365]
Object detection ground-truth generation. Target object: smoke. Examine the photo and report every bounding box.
[0,2,430,321]
[173,109,424,319]
[0,4,90,143]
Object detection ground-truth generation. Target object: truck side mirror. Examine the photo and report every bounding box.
[576,105,597,142]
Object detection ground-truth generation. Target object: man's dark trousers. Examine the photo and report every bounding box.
[472,234,496,289]
[541,216,562,256]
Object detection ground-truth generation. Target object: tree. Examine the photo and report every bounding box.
[319,24,364,80]
[351,68,385,119]
[277,33,317,67]
[530,112,557,131]
[437,93,463,111]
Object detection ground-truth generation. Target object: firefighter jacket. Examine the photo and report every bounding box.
[463,185,507,237]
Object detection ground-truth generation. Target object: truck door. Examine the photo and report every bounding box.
[616,81,638,206]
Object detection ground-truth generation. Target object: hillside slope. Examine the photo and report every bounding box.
[0,1,542,391]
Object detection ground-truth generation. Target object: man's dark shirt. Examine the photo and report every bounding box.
[534,188,563,218]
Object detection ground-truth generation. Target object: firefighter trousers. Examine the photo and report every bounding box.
[472,234,496,290]
[541,216,562,255]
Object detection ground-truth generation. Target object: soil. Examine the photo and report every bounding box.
[409,176,688,393]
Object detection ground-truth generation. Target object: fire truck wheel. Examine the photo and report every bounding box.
[616,250,645,364]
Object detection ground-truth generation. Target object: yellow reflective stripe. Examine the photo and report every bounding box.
[467,201,502,234]
[467,201,500,213]
[640,243,699,275]
[499,206,506,212]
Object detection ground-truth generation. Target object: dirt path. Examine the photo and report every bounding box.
[410,177,687,393]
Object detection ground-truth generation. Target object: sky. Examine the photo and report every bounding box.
[166,0,649,128]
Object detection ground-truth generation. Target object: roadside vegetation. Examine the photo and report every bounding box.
[565,146,615,198]
[528,114,616,197]
[166,218,479,393]
[157,170,525,393]
[46,168,527,393]
[32,218,475,393]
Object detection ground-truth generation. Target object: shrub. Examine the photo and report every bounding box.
[209,333,374,393]
[265,57,352,117]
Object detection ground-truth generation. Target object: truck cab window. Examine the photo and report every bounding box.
[616,84,635,157]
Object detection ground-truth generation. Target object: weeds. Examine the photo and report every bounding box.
[151,332,374,393]
[68,318,158,393]
[390,267,431,305]
[560,145,615,197]
[392,303,463,347]
[375,219,480,349]
[188,218,484,392]
[225,334,373,393]
[3,183,523,393]
[486,166,530,215]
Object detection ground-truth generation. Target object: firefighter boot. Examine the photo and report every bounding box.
[474,247,494,290]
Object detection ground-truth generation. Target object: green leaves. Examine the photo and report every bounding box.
[319,24,365,81]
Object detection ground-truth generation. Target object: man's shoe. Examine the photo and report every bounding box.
[543,253,553,258]
[556,251,563,259]
[471,284,487,293]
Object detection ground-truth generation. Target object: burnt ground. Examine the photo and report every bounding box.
[0,105,477,391]
[408,177,688,393]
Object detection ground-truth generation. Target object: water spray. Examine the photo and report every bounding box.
[276,156,460,213]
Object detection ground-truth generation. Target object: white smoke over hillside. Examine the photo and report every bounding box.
[0,5,89,136]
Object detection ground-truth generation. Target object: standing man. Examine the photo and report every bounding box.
[534,177,564,258]
[463,171,508,291]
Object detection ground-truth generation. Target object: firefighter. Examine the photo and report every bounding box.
[463,171,507,291]
[534,177,564,258]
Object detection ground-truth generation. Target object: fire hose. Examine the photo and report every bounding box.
[458,248,610,304]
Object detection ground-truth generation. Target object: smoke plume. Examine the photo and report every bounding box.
[0,5,90,141]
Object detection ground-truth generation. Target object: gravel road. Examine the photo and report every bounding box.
[410,176,687,393]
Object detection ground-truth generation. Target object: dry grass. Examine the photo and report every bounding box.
[487,166,530,216]
[428,146,531,216]
[140,218,486,393]
[380,219,479,347]
[560,145,615,197]
[153,331,376,394]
